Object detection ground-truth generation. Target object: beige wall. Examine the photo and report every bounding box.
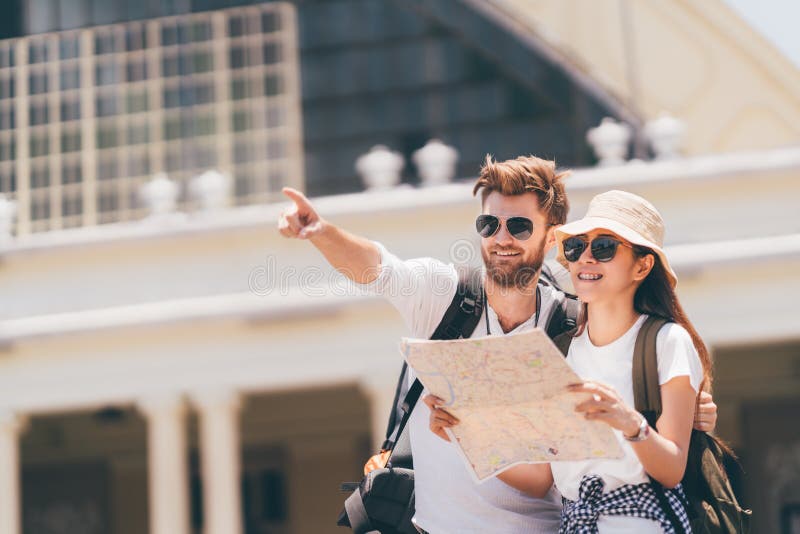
[490,0,800,153]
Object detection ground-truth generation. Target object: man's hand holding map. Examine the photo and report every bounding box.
[401,329,624,483]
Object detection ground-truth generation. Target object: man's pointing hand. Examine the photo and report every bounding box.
[278,187,324,239]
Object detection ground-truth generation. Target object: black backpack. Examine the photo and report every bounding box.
[554,316,752,534]
[337,268,580,534]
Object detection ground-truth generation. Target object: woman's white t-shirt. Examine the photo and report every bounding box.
[550,314,704,533]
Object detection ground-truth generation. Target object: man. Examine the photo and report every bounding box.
[278,155,717,533]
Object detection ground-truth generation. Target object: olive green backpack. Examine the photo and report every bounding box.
[554,316,753,533]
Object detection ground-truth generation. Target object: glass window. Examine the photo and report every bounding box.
[125,152,150,176]
[163,117,181,140]
[98,189,118,213]
[97,156,118,180]
[191,115,215,137]
[193,51,213,74]
[194,83,214,105]
[31,198,51,221]
[127,123,149,145]
[262,12,281,33]
[192,21,213,42]
[163,87,180,109]
[0,168,16,193]
[232,110,252,132]
[28,41,49,64]
[228,16,245,38]
[263,43,281,65]
[231,78,251,100]
[59,35,81,60]
[30,134,50,157]
[126,59,148,82]
[0,108,14,130]
[264,73,282,96]
[60,99,81,122]
[94,31,117,55]
[265,106,284,128]
[162,54,179,77]
[161,23,178,46]
[0,75,14,100]
[62,160,82,184]
[234,141,255,164]
[95,93,118,117]
[29,103,50,126]
[165,147,182,171]
[229,47,246,69]
[0,139,15,161]
[61,130,82,152]
[60,66,81,90]
[96,124,119,149]
[125,26,147,51]
[61,194,82,217]
[126,91,148,113]
[0,45,14,69]
[267,139,285,159]
[30,163,50,188]
[29,72,49,95]
[95,63,119,86]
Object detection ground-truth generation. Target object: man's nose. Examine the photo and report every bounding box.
[494,222,515,245]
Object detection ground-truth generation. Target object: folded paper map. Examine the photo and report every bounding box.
[401,329,624,483]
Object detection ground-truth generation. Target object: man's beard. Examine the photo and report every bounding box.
[481,243,545,291]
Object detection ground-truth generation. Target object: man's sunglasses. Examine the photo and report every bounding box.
[562,236,632,263]
[475,215,534,241]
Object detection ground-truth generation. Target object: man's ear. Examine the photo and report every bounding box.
[633,253,655,282]
[543,224,559,254]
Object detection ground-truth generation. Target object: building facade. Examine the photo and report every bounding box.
[1,1,799,534]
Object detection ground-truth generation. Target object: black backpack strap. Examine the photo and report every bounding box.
[382,271,485,454]
[543,287,580,358]
[430,270,484,340]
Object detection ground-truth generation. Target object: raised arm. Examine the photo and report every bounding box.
[278,187,381,284]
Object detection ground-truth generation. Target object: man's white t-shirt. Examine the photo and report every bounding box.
[361,243,563,534]
[550,314,704,533]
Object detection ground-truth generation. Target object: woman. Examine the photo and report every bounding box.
[428,190,710,532]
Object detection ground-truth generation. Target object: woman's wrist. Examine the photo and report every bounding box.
[623,411,645,438]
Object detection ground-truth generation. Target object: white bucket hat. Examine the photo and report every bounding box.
[555,190,678,288]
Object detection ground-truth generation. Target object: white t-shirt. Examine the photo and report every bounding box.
[361,243,563,534]
[550,314,704,533]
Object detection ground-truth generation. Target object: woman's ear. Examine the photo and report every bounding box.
[633,253,655,282]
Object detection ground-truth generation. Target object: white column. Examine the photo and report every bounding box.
[138,395,190,534]
[192,389,243,534]
[0,410,26,534]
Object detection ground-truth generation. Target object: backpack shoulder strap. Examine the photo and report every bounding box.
[544,291,580,340]
[543,287,580,358]
[632,316,670,426]
[430,269,484,341]
[382,271,485,452]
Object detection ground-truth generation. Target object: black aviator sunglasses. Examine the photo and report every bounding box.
[562,236,633,263]
[475,215,535,241]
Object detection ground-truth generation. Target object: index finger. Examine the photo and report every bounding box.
[422,395,444,408]
[566,381,613,399]
[282,187,312,211]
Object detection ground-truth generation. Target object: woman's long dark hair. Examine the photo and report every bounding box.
[632,246,712,393]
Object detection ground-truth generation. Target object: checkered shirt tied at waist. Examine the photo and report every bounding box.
[559,474,691,533]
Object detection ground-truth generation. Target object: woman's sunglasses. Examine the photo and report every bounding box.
[475,215,534,241]
[562,236,632,263]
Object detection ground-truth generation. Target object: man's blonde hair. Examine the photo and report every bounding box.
[472,155,570,225]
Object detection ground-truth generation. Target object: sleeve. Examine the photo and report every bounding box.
[656,322,705,393]
[354,241,459,339]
